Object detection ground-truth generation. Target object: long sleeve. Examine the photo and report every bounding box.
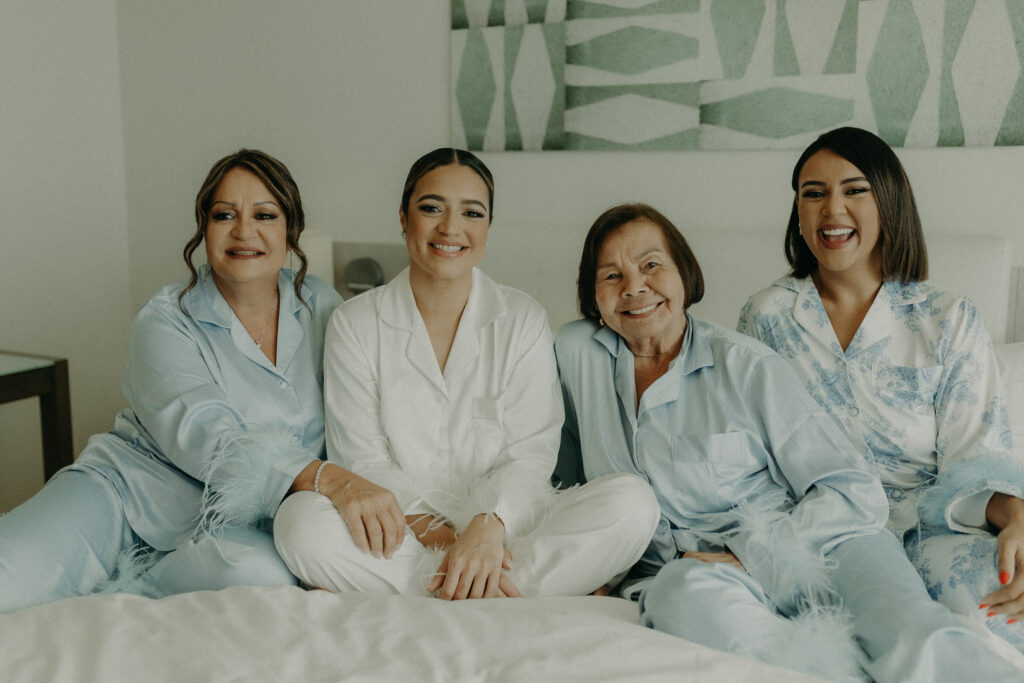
[918,298,1024,532]
[322,302,428,515]
[122,272,338,532]
[324,270,561,539]
[719,352,887,611]
[469,310,562,537]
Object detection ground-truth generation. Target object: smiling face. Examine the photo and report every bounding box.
[204,167,288,294]
[594,218,687,353]
[796,149,882,281]
[400,163,491,287]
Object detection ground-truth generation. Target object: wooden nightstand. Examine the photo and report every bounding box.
[0,351,74,479]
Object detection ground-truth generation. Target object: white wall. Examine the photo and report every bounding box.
[0,0,131,509]
[116,0,453,311]
[115,0,1024,324]
[5,0,1024,509]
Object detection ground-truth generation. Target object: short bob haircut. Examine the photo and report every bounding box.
[786,126,927,282]
[577,203,704,323]
[180,149,308,311]
[400,147,495,218]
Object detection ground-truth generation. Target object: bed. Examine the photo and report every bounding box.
[3,230,1023,682]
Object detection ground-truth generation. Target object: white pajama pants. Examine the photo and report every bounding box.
[638,529,1023,682]
[273,472,660,597]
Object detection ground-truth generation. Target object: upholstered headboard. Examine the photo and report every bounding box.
[480,227,1016,344]
[327,229,1016,343]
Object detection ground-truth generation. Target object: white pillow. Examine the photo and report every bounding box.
[995,343,1024,452]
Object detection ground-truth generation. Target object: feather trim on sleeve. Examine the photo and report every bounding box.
[741,603,864,683]
[91,545,159,598]
[916,455,1024,530]
[198,427,308,536]
[703,489,836,615]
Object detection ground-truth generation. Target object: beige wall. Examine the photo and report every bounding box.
[4,0,1024,509]
[0,0,130,510]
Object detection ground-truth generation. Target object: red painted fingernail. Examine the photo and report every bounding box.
[979,603,990,609]
[1000,572,1011,585]
[1008,619,1018,625]
[988,611,998,617]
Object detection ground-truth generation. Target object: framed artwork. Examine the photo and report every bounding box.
[451,0,1024,150]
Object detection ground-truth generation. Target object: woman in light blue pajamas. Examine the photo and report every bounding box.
[0,149,343,613]
[555,203,1022,681]
[739,126,1024,655]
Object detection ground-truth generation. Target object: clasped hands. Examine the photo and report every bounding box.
[318,463,519,600]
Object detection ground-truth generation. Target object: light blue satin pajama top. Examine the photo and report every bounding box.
[70,265,342,551]
[554,315,887,579]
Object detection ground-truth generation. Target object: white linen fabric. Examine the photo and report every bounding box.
[321,267,561,537]
[275,472,659,596]
[0,588,825,683]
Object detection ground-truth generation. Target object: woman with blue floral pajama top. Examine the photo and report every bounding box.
[558,202,1023,681]
[739,126,1024,655]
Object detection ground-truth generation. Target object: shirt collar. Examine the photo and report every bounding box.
[380,267,505,332]
[592,311,711,377]
[183,265,306,327]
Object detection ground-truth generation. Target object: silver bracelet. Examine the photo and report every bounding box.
[313,460,329,495]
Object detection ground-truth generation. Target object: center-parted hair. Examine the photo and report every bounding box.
[785,127,927,282]
[401,148,495,219]
[179,149,308,311]
[577,203,704,323]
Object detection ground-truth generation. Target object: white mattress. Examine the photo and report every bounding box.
[1,587,821,682]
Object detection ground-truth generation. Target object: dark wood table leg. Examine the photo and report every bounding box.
[39,359,74,479]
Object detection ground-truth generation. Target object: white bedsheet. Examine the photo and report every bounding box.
[1,587,819,682]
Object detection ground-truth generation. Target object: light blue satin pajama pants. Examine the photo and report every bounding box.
[0,468,296,614]
[638,529,1022,682]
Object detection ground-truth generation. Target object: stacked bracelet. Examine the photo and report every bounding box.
[313,460,328,495]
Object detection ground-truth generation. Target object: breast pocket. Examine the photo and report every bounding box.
[670,432,762,510]
[473,397,506,463]
[873,364,941,416]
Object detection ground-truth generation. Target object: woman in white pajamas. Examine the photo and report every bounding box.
[273,148,659,599]
[739,126,1024,654]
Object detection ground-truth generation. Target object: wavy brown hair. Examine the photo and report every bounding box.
[179,149,308,312]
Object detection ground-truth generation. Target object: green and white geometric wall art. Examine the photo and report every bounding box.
[450,0,1024,150]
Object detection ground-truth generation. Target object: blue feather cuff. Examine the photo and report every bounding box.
[198,428,308,535]
[916,455,1024,530]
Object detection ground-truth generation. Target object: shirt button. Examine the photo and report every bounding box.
[278,380,287,389]
[847,406,859,417]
